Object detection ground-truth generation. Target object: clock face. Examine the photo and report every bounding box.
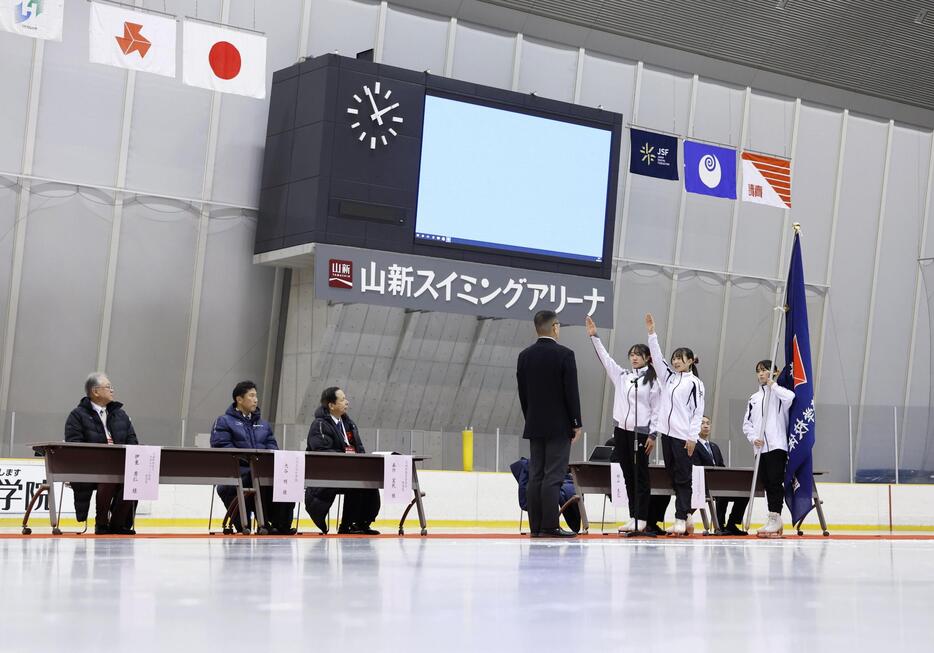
[346,81,404,150]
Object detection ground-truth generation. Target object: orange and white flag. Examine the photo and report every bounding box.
[741,152,791,209]
[89,2,176,77]
[182,20,266,99]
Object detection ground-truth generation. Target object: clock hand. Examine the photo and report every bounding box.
[364,86,383,126]
[372,101,400,120]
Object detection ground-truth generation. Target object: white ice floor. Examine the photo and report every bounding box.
[1,536,932,652]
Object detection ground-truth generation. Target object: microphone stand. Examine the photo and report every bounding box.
[627,372,656,538]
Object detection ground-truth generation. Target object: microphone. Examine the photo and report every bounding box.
[630,368,646,385]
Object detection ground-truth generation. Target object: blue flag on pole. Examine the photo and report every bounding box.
[782,231,816,525]
[629,128,679,180]
[683,140,737,199]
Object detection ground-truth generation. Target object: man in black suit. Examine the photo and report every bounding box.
[516,310,582,538]
[692,415,748,535]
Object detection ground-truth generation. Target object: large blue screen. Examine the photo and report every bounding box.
[414,95,612,263]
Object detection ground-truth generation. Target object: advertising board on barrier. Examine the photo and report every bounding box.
[0,459,75,514]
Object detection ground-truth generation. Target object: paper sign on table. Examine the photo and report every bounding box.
[123,445,161,501]
[691,465,707,510]
[382,454,413,504]
[273,450,305,503]
[609,462,628,509]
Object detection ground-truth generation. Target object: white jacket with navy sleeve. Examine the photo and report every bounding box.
[647,332,705,442]
[590,335,660,432]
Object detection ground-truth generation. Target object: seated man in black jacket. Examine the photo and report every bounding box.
[64,373,138,534]
[304,387,380,535]
[691,415,748,535]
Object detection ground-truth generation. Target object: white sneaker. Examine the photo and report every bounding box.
[756,512,783,538]
[618,519,646,533]
[686,514,695,535]
[670,518,687,536]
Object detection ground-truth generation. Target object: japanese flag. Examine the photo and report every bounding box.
[182,20,266,99]
[89,2,177,78]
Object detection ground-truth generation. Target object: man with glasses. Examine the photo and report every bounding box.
[516,310,582,538]
[64,373,139,534]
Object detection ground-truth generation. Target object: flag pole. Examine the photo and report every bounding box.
[743,223,798,532]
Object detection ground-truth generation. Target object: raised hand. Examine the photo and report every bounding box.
[584,315,597,337]
[645,313,655,335]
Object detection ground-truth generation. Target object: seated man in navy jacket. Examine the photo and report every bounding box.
[211,380,295,534]
[64,373,139,534]
[304,387,380,535]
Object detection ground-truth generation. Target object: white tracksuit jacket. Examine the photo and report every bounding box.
[742,383,795,453]
[590,336,660,432]
[647,332,705,442]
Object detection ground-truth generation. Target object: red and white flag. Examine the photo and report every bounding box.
[742,152,792,209]
[89,2,176,78]
[182,20,266,99]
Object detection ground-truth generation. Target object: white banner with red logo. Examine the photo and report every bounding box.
[0,0,64,41]
[182,19,266,98]
[742,152,792,209]
[89,2,176,77]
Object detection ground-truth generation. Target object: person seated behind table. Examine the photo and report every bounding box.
[211,380,295,534]
[64,373,138,534]
[509,457,581,533]
[691,415,748,536]
[304,387,380,535]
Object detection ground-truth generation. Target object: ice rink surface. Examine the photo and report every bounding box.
[1,535,932,652]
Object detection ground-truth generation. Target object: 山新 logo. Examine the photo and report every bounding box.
[328,259,353,288]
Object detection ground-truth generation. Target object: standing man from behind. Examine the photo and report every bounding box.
[65,373,139,534]
[211,380,295,535]
[516,310,582,538]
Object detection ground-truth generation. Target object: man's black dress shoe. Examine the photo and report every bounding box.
[337,524,362,535]
[644,523,665,536]
[356,524,380,535]
[538,528,577,538]
[311,514,329,534]
[725,523,748,536]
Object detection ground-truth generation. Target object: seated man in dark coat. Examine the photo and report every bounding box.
[211,380,295,534]
[304,386,380,535]
[509,457,581,533]
[64,373,138,534]
[691,415,748,535]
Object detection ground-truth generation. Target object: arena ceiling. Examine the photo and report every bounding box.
[401,0,934,127]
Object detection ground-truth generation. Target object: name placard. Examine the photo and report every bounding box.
[123,445,161,501]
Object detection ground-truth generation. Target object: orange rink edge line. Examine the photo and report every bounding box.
[3,532,934,541]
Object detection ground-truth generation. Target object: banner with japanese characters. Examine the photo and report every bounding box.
[314,244,615,326]
[0,459,75,514]
[123,445,161,501]
[382,454,413,504]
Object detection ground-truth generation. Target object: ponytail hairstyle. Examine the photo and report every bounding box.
[671,347,700,378]
[628,343,657,387]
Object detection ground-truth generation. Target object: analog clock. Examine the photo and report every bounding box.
[346,80,404,150]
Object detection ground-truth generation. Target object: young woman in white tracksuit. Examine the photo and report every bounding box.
[644,313,705,536]
[585,316,660,534]
[742,359,795,537]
